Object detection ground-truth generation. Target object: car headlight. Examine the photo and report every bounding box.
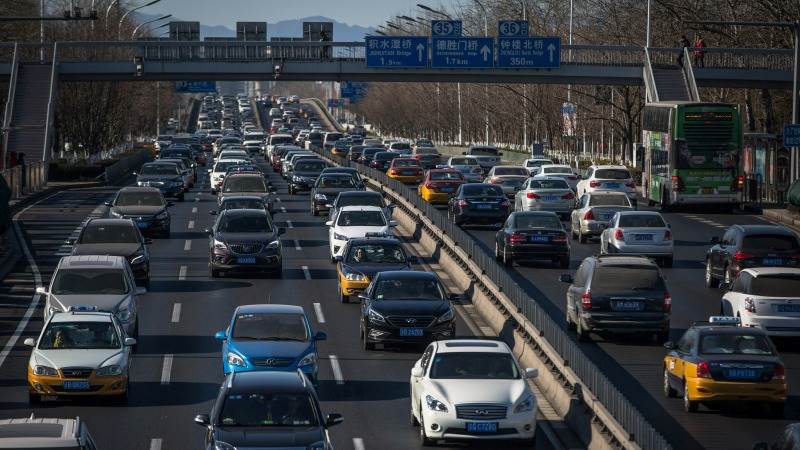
[156,210,169,220]
[425,394,448,412]
[214,443,236,450]
[213,239,228,251]
[227,352,246,367]
[514,394,534,414]
[298,353,317,367]
[333,232,348,241]
[266,239,281,250]
[436,308,454,324]
[109,210,122,218]
[345,271,366,281]
[33,365,58,376]
[314,193,327,201]
[368,308,385,324]
[292,175,302,182]
[96,365,123,376]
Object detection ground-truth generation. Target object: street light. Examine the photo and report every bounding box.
[131,13,171,39]
[104,0,119,30]
[118,0,161,40]
[374,30,387,36]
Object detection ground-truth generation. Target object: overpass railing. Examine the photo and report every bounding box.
[648,46,793,71]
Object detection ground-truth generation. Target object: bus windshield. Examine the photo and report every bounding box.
[677,108,739,169]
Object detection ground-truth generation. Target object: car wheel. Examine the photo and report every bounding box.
[272,268,283,279]
[660,190,670,212]
[663,368,677,398]
[177,193,185,202]
[210,267,220,278]
[502,247,512,266]
[288,186,294,195]
[575,317,589,342]
[683,381,699,412]
[410,403,420,427]
[418,411,435,446]
[565,306,575,331]
[339,288,349,304]
[662,257,673,268]
[362,329,375,351]
[578,229,587,244]
[655,329,669,345]
[704,260,719,288]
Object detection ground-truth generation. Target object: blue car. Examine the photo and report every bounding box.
[215,304,326,383]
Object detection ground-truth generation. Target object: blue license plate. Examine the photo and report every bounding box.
[763,258,784,265]
[543,195,559,201]
[777,304,800,313]
[612,301,643,311]
[63,380,90,390]
[605,183,621,188]
[634,234,653,241]
[466,422,498,433]
[530,235,550,243]
[476,204,492,210]
[237,256,257,264]
[725,369,758,380]
[400,328,424,337]
[136,222,149,229]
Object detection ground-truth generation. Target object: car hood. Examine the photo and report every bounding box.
[371,299,450,316]
[71,243,141,258]
[112,206,166,216]
[229,340,311,359]
[342,263,410,278]
[33,348,124,370]
[49,294,129,313]
[337,226,390,238]
[428,378,529,406]
[214,427,323,448]
[217,231,278,242]
[314,187,361,196]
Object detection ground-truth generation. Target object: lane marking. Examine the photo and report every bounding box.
[191,207,197,214]
[313,302,325,323]
[184,240,192,251]
[194,196,200,202]
[286,220,294,229]
[294,239,302,251]
[187,220,195,230]
[178,265,187,280]
[353,438,365,450]
[160,354,173,385]
[149,438,163,450]
[329,355,344,385]
[275,197,282,203]
[171,303,182,323]
[280,206,287,213]
[301,265,311,280]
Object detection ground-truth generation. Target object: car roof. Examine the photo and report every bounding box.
[50,311,114,323]
[540,164,572,169]
[234,304,305,315]
[616,210,662,216]
[227,371,310,394]
[0,416,84,445]
[435,339,511,354]
[692,323,771,336]
[511,211,560,218]
[375,270,437,280]
[144,161,178,167]
[591,165,629,170]
[588,190,628,196]
[492,165,525,170]
[741,267,800,276]
[220,208,268,217]
[530,176,569,182]
[339,205,384,212]
[85,218,135,227]
[323,167,357,172]
[593,255,659,268]
[224,173,263,179]
[730,224,794,235]
[57,255,127,269]
[221,195,265,202]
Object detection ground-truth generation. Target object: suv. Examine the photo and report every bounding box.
[0,416,98,449]
[207,209,283,278]
[193,371,343,450]
[720,267,800,337]
[705,225,800,287]
[575,165,637,205]
[559,255,671,342]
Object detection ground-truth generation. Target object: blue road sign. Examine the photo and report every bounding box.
[498,20,528,37]
[327,98,344,108]
[431,37,494,69]
[497,36,560,69]
[174,81,216,93]
[340,81,368,103]
[431,20,462,37]
[365,36,428,68]
[784,124,800,147]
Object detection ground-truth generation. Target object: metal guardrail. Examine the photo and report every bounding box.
[648,46,794,71]
[643,48,659,102]
[43,42,58,166]
[1,161,47,199]
[682,47,701,101]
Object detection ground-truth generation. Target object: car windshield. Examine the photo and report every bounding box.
[39,321,121,350]
[219,393,318,427]
[529,179,569,189]
[431,172,463,181]
[393,159,419,168]
[526,160,553,168]
[79,224,138,244]
[115,191,164,207]
[346,243,405,264]
[699,333,774,355]
[494,167,529,176]
[618,215,666,228]
[595,169,631,180]
[742,234,799,252]
[232,313,308,341]
[219,215,272,233]
[270,136,294,145]
[430,353,519,379]
[591,266,665,292]
[374,278,444,301]
[337,194,384,209]
[317,175,357,188]
[222,199,266,210]
[223,177,266,193]
[51,269,128,295]
[294,161,327,172]
[543,166,572,174]
[375,153,396,161]
[140,164,178,176]
[470,147,498,156]
[749,274,800,296]
[450,158,478,166]
[514,215,562,229]
[337,211,386,227]
[462,185,504,197]
[589,194,630,207]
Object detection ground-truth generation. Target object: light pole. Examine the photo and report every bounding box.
[104,0,119,30]
[118,0,161,40]
[473,0,490,145]
[132,14,171,39]
[646,0,651,47]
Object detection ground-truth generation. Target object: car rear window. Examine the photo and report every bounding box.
[338,194,384,209]
[450,158,478,165]
[543,166,572,174]
[742,234,799,252]
[618,214,666,228]
[494,167,529,176]
[594,169,631,180]
[470,147,499,156]
[589,194,630,207]
[749,274,800,296]
[514,215,562,229]
[393,159,420,167]
[699,333,774,355]
[294,161,327,172]
[80,224,138,244]
[591,266,665,292]
[223,177,266,193]
[462,185,504,196]
[431,171,463,181]
[530,179,569,189]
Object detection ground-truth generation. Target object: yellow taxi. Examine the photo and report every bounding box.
[418,169,465,205]
[662,316,786,416]
[387,158,424,184]
[335,236,412,303]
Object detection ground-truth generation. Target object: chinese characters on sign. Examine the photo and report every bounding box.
[365,36,428,68]
[431,37,494,69]
[497,37,560,68]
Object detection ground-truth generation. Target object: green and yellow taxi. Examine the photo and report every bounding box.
[334,236,412,303]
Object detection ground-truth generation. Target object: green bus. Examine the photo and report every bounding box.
[641,102,743,209]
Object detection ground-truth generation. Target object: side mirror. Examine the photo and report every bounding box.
[104,201,113,207]
[124,337,137,347]
[719,282,731,291]
[193,414,210,427]
[389,220,398,227]
[333,255,343,262]
[558,274,574,284]
[411,366,424,378]
[314,331,327,341]
[325,413,344,427]
[23,338,36,347]
[214,331,227,341]
[524,368,538,379]
[325,221,333,226]
[135,286,147,295]
[710,236,720,245]
[663,341,675,350]
[35,287,48,295]
[209,210,217,215]
[205,228,213,236]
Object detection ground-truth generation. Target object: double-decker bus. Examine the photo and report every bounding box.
[641,102,743,209]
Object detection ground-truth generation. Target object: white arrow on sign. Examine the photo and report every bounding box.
[480,45,491,62]
[417,43,425,62]
[547,43,556,62]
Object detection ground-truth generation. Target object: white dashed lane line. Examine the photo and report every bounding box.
[187,220,195,230]
[352,438,365,450]
[149,438,162,450]
[328,355,344,385]
[301,265,311,280]
[160,354,173,385]
[178,265,187,281]
[184,240,192,251]
[171,303,182,323]
[294,239,301,251]
[313,302,325,324]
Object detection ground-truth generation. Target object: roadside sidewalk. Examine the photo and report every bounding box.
[763,207,800,232]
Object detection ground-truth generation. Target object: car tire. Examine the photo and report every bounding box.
[663,368,677,398]
[142,278,150,290]
[502,247,512,266]
[655,329,669,345]
[362,328,375,351]
[178,193,185,202]
[660,190,670,212]
[340,288,349,304]
[575,317,589,342]
[410,404,420,427]
[210,267,220,278]
[578,229,587,244]
[704,260,719,288]
[683,381,699,412]
[288,186,294,195]
[565,307,575,331]
[28,392,41,405]
[494,242,502,261]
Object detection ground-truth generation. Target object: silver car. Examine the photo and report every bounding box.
[439,156,484,182]
[538,164,580,190]
[570,191,633,243]
[600,211,673,266]
[484,165,531,197]
[515,176,576,218]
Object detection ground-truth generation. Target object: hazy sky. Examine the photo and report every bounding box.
[141,0,432,28]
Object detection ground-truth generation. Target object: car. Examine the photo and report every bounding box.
[413,138,435,149]
[570,191,634,243]
[266,133,295,158]
[193,371,343,450]
[720,267,800,337]
[326,205,396,261]
[560,255,671,342]
[335,236,413,303]
[24,310,136,403]
[411,146,441,169]
[514,176,576,218]
[537,164,580,190]
[214,304,326,382]
[270,145,302,171]
[211,195,270,216]
[523,158,554,174]
[359,271,457,350]
[662,316,786,415]
[410,339,538,445]
[418,169,465,205]
[0,415,99,449]
[331,140,351,157]
[288,158,329,195]
[209,159,248,194]
[576,165,637,206]
[463,145,503,170]
[387,158,424,184]
[281,152,316,179]
[388,141,412,155]
[135,161,185,200]
[439,156,484,182]
[320,166,364,188]
[310,172,364,216]
[327,191,394,224]
[70,218,151,287]
[106,187,171,237]
[484,165,531,197]
[158,156,195,187]
[348,144,366,161]
[495,211,569,267]
[753,423,800,450]
[370,151,398,171]
[323,131,344,150]
[207,209,283,278]
[225,163,262,176]
[600,211,673,266]
[448,183,511,227]
[217,149,249,162]
[217,172,274,212]
[705,225,800,288]
[358,147,383,165]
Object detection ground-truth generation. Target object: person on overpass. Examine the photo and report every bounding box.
[677,35,690,68]
[693,33,706,67]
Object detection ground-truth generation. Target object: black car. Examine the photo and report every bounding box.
[321,167,364,188]
[211,195,269,216]
[559,255,671,342]
[335,237,413,303]
[136,162,185,200]
[71,218,152,286]
[207,209,283,278]
[348,145,366,161]
[495,211,569,268]
[359,271,457,350]
[107,187,171,237]
[359,148,383,165]
[288,159,329,195]
[194,371,343,450]
[369,151,397,171]
[447,183,511,227]
[705,224,800,288]
[310,173,364,216]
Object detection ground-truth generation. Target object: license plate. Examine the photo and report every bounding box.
[605,183,620,188]
[466,422,498,433]
[136,222,149,229]
[634,234,653,241]
[763,258,784,265]
[440,187,454,193]
[612,301,643,311]
[476,204,492,210]
[703,187,714,194]
[725,369,758,380]
[777,304,800,313]
[543,195,559,201]
[63,380,90,390]
[530,235,550,243]
[237,256,257,264]
[399,327,424,337]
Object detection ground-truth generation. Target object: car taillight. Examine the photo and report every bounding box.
[734,250,754,261]
[583,210,594,220]
[489,177,498,184]
[664,229,672,241]
[744,297,756,313]
[735,175,745,191]
[457,199,469,208]
[561,192,575,200]
[671,175,683,192]
[773,363,785,380]
[581,291,592,310]
[500,200,511,209]
[614,229,624,241]
[527,192,539,199]
[509,233,527,244]
[389,169,397,175]
[589,180,600,188]
[552,234,567,243]
[696,360,712,379]
[663,291,672,312]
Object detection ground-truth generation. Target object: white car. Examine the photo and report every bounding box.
[522,158,553,174]
[576,165,637,205]
[537,164,579,190]
[326,206,396,261]
[599,211,673,267]
[515,176,575,217]
[24,310,136,402]
[570,191,634,243]
[209,159,248,193]
[721,268,800,337]
[410,339,538,445]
